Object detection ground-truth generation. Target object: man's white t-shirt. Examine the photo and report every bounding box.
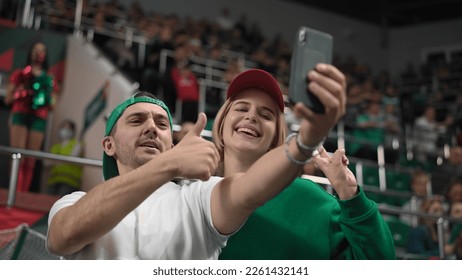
[47,176,228,259]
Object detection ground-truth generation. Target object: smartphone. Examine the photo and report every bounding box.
[288,26,333,114]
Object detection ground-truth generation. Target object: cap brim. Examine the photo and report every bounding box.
[226,69,284,112]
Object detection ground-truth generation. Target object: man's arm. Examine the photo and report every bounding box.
[47,113,219,256]
[211,64,347,235]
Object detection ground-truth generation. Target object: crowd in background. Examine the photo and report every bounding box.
[41,0,462,168]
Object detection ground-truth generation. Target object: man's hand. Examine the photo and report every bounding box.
[169,113,219,181]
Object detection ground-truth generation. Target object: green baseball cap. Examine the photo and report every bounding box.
[103,94,173,181]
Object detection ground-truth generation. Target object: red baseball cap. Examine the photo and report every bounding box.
[226,69,284,112]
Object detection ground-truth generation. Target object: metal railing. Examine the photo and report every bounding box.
[376,203,462,260]
[0,130,413,209]
[0,145,102,208]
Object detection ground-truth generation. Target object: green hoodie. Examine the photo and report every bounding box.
[219,177,396,259]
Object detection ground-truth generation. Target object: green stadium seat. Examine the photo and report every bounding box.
[385,216,411,248]
[386,170,411,192]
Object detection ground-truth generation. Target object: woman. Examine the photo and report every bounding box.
[407,197,444,258]
[444,201,462,259]
[4,41,58,192]
[214,68,395,259]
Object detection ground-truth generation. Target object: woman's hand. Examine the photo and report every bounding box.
[295,63,347,148]
[312,147,358,200]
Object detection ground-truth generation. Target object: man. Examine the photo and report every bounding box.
[46,63,346,259]
[47,92,223,259]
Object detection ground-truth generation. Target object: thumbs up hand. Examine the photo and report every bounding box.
[184,112,208,139]
[169,113,220,181]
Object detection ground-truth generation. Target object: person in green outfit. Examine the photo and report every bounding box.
[214,68,396,260]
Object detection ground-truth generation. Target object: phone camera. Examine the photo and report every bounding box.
[299,30,306,44]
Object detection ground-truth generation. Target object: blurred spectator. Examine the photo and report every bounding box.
[431,146,462,195]
[448,201,462,231]
[399,61,422,126]
[46,119,84,196]
[104,26,137,73]
[362,78,379,100]
[444,201,462,259]
[216,7,234,32]
[46,0,74,33]
[412,104,452,164]
[401,61,420,87]
[250,42,277,73]
[222,59,242,83]
[343,82,367,132]
[207,43,227,64]
[170,45,199,123]
[91,9,111,51]
[445,225,462,259]
[127,0,145,23]
[383,102,401,163]
[349,100,385,162]
[141,23,175,93]
[407,197,445,258]
[382,83,401,116]
[234,14,249,42]
[246,22,264,50]
[103,0,124,24]
[443,178,462,206]
[449,201,462,219]
[187,31,205,58]
[161,38,191,114]
[375,70,391,92]
[400,170,431,226]
[228,26,249,53]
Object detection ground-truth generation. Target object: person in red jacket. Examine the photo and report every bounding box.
[170,44,200,124]
[4,41,59,192]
